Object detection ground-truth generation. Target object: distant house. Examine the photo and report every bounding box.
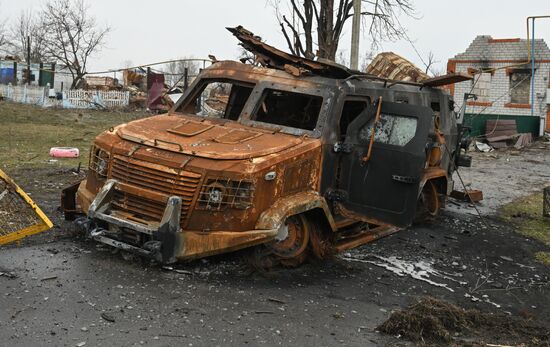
[447,36,550,136]
[0,58,74,92]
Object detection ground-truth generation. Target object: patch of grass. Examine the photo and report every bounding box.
[500,192,550,265]
[535,251,550,266]
[0,101,148,169]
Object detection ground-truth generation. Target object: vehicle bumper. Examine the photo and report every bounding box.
[77,179,278,264]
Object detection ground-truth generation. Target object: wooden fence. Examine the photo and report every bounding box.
[0,84,129,109]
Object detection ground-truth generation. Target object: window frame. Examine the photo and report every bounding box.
[241,82,331,138]
[338,96,372,141]
[172,78,255,120]
[508,69,532,105]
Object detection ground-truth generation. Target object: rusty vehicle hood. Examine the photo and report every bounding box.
[116,114,305,160]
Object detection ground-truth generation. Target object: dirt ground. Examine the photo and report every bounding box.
[1,104,550,346]
[450,143,550,216]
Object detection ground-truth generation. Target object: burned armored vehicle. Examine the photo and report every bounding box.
[63,27,472,266]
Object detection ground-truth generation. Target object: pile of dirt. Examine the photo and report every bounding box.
[377,297,550,346]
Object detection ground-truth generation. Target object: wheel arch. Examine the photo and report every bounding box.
[255,191,337,232]
[420,168,450,196]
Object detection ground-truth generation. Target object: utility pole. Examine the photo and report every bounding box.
[350,0,361,70]
[26,36,31,85]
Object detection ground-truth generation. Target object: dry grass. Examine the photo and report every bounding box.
[499,192,550,266]
[0,101,148,169]
[534,251,550,266]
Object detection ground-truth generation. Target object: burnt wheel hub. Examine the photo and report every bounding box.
[271,215,310,259]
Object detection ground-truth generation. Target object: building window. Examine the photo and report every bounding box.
[509,70,531,104]
[471,72,492,102]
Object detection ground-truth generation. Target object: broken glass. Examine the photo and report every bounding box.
[359,114,417,146]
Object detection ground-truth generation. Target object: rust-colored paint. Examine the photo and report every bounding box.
[67,27,465,264]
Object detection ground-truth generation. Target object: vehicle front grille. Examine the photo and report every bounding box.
[110,155,201,225]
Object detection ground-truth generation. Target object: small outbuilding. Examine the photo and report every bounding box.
[447,36,550,136]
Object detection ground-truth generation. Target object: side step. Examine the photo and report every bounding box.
[334,225,400,252]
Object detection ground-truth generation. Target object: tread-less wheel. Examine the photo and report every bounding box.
[251,213,331,268]
[414,180,441,224]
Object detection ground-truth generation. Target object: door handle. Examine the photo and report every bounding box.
[392,175,418,184]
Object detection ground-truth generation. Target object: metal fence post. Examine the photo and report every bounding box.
[544,186,550,218]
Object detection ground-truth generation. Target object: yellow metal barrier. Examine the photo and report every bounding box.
[0,169,53,245]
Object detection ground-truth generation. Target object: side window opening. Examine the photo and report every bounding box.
[225,84,254,120]
[509,70,531,104]
[395,94,409,104]
[178,81,253,119]
[339,99,370,141]
[252,89,323,131]
[359,114,417,147]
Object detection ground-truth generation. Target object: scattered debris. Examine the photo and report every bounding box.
[377,297,549,345]
[514,133,533,149]
[451,189,484,203]
[0,271,17,279]
[161,266,193,275]
[100,312,115,323]
[267,297,286,305]
[475,141,493,152]
[484,119,533,150]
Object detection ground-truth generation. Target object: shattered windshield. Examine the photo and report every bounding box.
[252,89,323,131]
[177,80,253,120]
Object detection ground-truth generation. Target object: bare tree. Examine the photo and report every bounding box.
[273,0,415,61]
[10,10,47,62]
[40,0,111,88]
[0,7,9,54]
[424,51,439,73]
[165,58,199,87]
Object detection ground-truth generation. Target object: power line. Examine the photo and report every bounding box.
[0,57,212,76]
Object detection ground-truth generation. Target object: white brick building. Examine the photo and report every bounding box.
[447,36,550,136]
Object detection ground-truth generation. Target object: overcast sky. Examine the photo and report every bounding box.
[1,0,549,75]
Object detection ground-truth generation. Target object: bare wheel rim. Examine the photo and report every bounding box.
[271,215,310,259]
[423,181,440,216]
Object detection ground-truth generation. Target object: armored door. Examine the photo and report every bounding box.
[336,100,432,227]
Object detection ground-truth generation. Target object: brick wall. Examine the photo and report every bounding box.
[449,36,550,128]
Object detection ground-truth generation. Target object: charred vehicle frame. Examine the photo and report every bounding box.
[62,27,472,266]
